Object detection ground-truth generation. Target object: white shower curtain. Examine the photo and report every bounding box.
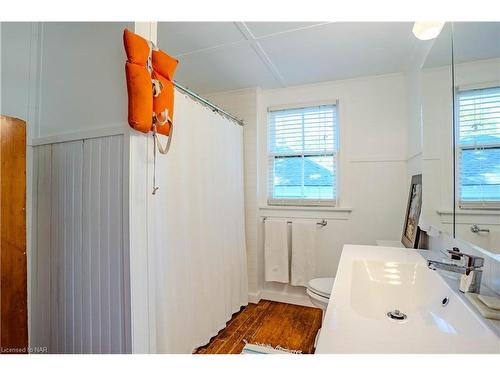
[149,91,248,353]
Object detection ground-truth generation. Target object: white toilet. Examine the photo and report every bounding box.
[307,277,335,313]
[307,277,335,348]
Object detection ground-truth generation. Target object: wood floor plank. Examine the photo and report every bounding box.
[197,302,258,354]
[220,300,272,354]
[196,303,260,354]
[195,300,322,354]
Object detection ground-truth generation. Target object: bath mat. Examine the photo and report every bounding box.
[241,340,302,354]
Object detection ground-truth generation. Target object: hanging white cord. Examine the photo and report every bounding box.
[152,123,173,195]
[152,131,159,195]
[147,38,174,195]
[154,124,173,155]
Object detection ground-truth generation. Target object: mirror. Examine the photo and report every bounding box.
[452,22,500,254]
[421,23,454,236]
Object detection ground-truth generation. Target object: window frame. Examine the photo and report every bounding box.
[455,84,500,210]
[266,101,339,207]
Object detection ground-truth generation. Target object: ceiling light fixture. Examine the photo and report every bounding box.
[412,21,445,40]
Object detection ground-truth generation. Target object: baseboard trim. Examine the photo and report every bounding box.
[260,290,314,308]
[248,291,262,304]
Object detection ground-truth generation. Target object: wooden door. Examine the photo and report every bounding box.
[0,115,27,354]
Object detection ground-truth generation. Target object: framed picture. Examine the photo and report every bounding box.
[402,174,422,248]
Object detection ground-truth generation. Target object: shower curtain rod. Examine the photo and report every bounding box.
[173,81,244,126]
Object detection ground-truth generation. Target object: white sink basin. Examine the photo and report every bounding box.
[315,245,500,353]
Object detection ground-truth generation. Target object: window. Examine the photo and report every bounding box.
[267,104,338,206]
[457,86,500,208]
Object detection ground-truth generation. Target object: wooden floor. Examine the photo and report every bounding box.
[195,300,322,354]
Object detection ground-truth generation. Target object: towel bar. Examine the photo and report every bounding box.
[262,217,327,227]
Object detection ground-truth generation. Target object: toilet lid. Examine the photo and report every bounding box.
[308,278,334,298]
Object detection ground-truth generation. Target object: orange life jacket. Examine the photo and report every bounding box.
[123,28,178,136]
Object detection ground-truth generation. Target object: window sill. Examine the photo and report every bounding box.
[437,209,500,215]
[436,209,500,226]
[259,205,352,213]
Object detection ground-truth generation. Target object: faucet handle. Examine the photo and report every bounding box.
[448,247,463,261]
[447,248,484,268]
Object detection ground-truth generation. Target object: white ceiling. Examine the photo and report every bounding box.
[424,22,500,68]
[451,22,500,63]
[157,22,426,94]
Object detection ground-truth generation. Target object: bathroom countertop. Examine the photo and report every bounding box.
[315,245,500,354]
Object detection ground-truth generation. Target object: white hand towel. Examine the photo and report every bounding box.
[264,219,289,283]
[291,221,317,287]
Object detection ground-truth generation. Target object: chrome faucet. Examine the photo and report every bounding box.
[427,248,484,293]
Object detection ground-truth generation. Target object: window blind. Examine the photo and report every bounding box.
[267,104,338,205]
[457,86,500,208]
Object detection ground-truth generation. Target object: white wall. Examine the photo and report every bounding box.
[31,135,130,353]
[405,68,423,179]
[404,36,432,180]
[421,64,454,235]
[1,22,132,142]
[37,22,130,139]
[0,22,35,125]
[209,73,411,305]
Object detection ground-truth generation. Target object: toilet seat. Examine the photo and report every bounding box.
[307,277,334,299]
[306,288,330,304]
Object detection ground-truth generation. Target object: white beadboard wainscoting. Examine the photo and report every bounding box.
[30,135,131,353]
